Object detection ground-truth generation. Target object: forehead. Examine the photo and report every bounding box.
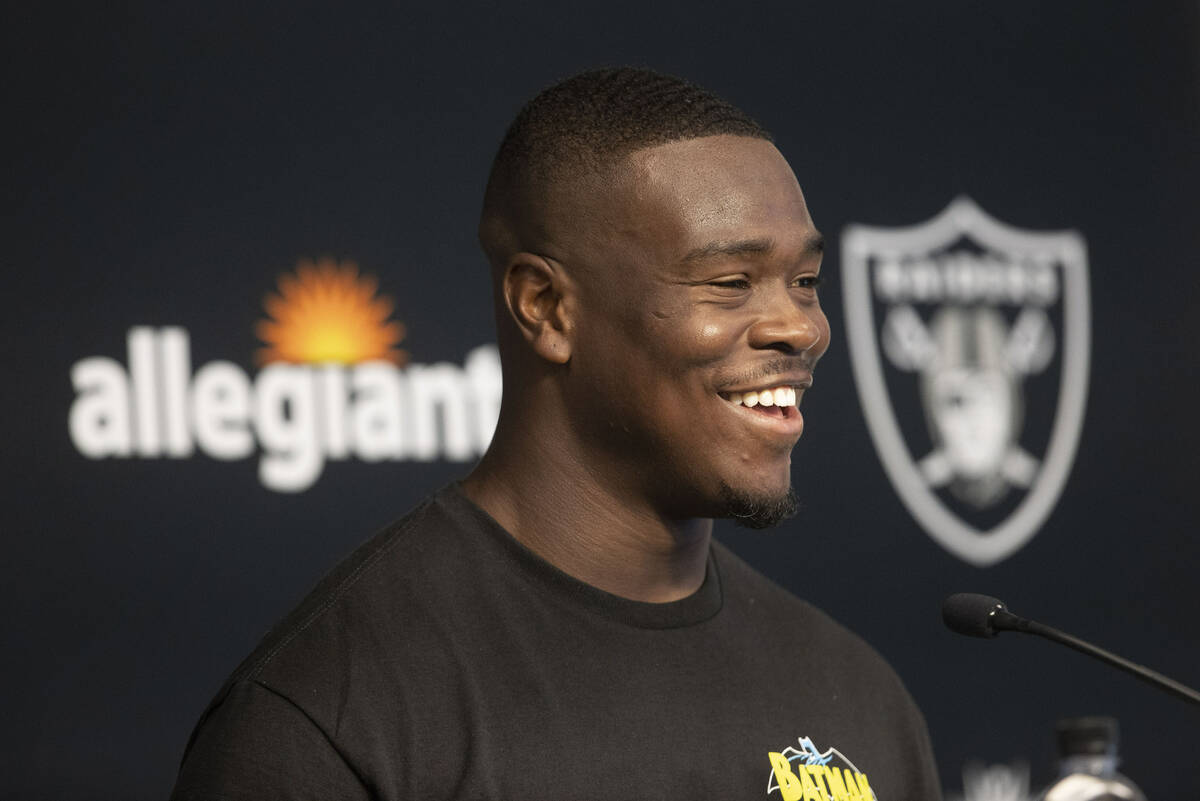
[608,135,815,266]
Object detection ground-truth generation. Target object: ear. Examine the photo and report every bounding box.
[501,253,573,364]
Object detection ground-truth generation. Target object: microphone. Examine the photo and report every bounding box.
[942,593,1200,708]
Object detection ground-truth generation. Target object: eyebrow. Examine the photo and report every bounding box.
[681,232,825,263]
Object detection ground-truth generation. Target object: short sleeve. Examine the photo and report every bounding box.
[170,680,371,801]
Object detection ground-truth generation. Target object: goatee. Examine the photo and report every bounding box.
[719,483,799,529]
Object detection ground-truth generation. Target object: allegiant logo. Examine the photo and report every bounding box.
[67,259,502,492]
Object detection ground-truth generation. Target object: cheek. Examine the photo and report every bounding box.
[637,306,737,370]
[685,320,739,363]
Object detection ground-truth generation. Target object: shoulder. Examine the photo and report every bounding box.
[202,487,487,718]
[710,539,858,639]
[171,680,371,800]
[711,539,919,703]
[245,492,457,667]
[175,485,523,795]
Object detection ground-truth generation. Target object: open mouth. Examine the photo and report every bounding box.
[717,385,802,419]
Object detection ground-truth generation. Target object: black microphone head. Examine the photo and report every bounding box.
[942,593,1008,638]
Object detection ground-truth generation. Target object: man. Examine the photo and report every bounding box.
[172,67,941,800]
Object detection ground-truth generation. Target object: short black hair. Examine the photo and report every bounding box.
[480,67,772,261]
[489,67,770,182]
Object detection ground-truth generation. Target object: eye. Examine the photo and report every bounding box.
[791,274,823,290]
[709,278,751,290]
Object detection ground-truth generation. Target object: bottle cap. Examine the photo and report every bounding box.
[1055,716,1118,757]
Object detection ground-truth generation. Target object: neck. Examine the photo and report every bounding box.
[462,408,712,603]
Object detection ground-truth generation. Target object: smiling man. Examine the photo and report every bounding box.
[172,68,941,801]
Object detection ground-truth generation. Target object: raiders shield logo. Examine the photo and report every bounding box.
[841,197,1089,566]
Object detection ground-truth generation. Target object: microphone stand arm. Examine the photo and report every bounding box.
[995,609,1200,707]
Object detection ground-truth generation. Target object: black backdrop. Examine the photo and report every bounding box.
[5,3,1200,799]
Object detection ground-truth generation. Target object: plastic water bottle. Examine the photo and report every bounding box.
[1038,717,1146,801]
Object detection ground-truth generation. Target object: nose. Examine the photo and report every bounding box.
[746,289,827,355]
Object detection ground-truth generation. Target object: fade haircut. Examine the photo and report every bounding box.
[479,67,772,264]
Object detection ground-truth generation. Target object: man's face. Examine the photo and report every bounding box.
[556,135,830,525]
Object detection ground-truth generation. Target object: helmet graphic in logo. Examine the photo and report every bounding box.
[842,198,1089,566]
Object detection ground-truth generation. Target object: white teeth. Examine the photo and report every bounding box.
[726,385,800,408]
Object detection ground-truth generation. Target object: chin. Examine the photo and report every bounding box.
[717,481,799,529]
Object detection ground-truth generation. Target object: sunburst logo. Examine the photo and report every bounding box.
[256,258,408,366]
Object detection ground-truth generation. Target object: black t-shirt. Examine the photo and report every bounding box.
[172,485,942,800]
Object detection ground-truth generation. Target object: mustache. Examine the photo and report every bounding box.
[712,357,815,391]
